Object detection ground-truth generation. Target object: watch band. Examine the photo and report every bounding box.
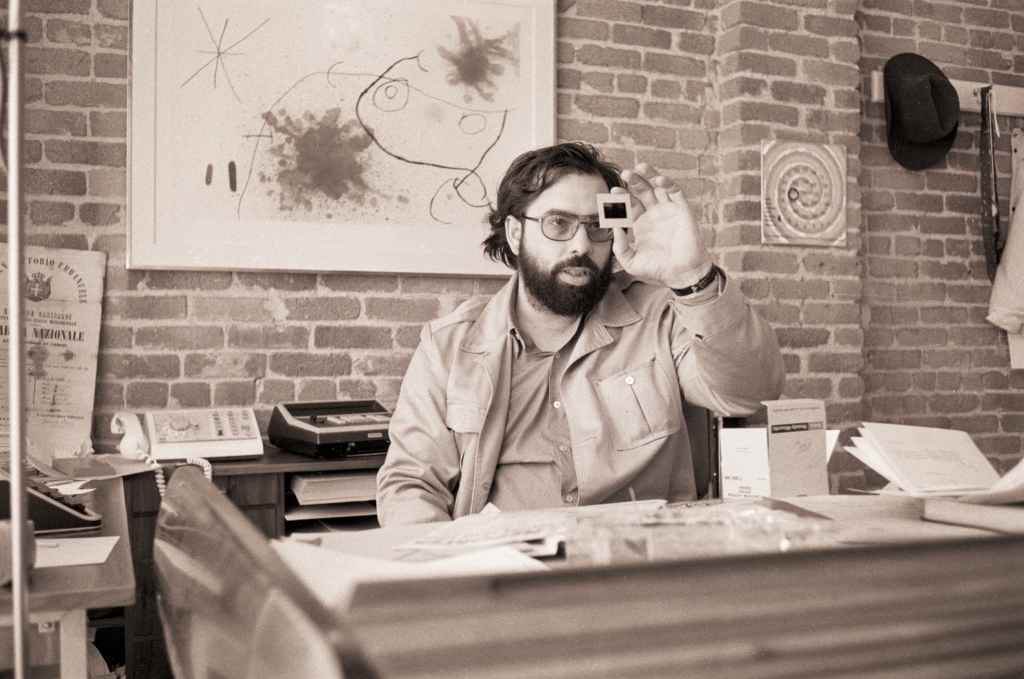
[671,265,719,297]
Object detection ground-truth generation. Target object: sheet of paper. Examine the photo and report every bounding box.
[34,535,119,569]
[859,422,999,494]
[274,540,548,609]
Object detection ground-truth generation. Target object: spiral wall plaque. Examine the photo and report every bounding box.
[761,141,847,247]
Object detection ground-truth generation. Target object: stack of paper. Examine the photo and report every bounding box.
[846,422,1024,504]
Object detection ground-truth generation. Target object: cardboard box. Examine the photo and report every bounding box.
[719,399,831,499]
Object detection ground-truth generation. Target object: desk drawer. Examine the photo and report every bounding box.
[215,473,280,507]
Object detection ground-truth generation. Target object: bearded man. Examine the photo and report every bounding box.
[376,142,785,525]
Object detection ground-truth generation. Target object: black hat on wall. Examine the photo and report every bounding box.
[884,53,960,171]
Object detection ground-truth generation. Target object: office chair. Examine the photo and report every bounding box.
[682,402,718,499]
[153,466,380,679]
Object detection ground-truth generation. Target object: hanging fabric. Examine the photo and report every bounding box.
[987,127,1024,369]
[979,86,1002,283]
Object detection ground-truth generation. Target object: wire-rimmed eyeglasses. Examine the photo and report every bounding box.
[519,213,614,243]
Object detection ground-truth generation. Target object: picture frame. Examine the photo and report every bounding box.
[129,0,555,275]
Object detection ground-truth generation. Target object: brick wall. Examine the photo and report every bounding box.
[855,0,1024,484]
[1,0,1022,485]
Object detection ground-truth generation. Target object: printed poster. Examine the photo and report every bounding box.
[0,245,106,466]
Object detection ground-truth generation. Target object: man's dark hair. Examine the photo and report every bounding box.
[482,142,625,269]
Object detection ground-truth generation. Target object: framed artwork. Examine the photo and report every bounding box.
[761,141,847,248]
[129,0,555,275]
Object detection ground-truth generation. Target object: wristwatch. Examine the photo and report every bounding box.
[671,265,720,297]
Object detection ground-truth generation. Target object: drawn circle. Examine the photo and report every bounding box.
[372,78,409,112]
[763,144,845,241]
[459,114,487,135]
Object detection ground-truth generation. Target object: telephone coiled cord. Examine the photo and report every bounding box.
[145,454,213,498]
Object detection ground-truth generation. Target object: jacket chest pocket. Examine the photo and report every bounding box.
[595,358,681,450]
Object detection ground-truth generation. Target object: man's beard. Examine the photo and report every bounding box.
[518,239,614,317]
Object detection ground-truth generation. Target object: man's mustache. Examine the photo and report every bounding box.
[553,255,601,275]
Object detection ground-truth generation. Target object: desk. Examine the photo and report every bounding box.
[306,496,1024,678]
[0,478,135,679]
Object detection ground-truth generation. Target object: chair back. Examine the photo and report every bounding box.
[153,466,379,679]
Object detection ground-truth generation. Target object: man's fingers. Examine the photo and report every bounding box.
[621,168,658,209]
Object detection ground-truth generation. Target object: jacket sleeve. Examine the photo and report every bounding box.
[668,274,786,416]
[376,324,460,526]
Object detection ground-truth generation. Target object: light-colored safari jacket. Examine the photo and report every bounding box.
[377,271,785,526]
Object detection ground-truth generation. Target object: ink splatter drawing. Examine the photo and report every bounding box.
[131,0,553,274]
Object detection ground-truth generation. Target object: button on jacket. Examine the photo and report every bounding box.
[377,271,786,526]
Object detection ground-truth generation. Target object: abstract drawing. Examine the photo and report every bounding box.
[130,0,554,275]
[761,141,848,248]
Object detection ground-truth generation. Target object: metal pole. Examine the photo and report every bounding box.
[5,1,30,677]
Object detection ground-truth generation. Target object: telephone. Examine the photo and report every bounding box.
[111,408,264,462]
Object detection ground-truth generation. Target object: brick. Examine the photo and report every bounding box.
[617,74,647,94]
[315,326,393,350]
[100,353,179,380]
[805,14,858,37]
[558,68,582,90]
[45,81,126,108]
[185,353,267,379]
[716,51,794,78]
[642,102,702,125]
[770,80,828,105]
[94,53,127,79]
[557,118,610,143]
[641,5,705,30]
[193,297,272,322]
[612,24,671,49]
[576,44,642,70]
[95,24,127,50]
[230,326,308,350]
[45,139,121,167]
[25,109,87,136]
[215,382,257,406]
[576,0,643,23]
[144,271,233,291]
[76,115,131,157]
[238,272,317,292]
[25,168,87,196]
[24,46,91,76]
[677,32,714,60]
[723,101,799,127]
[782,377,833,400]
[297,380,337,403]
[80,202,121,225]
[169,383,212,408]
[610,122,676,148]
[30,201,75,226]
[46,18,92,46]
[775,327,830,348]
[126,382,169,408]
[650,79,682,99]
[642,53,705,77]
[106,296,187,320]
[284,297,360,321]
[721,1,798,30]
[88,168,125,197]
[270,352,352,377]
[257,379,296,405]
[96,0,129,20]
[29,0,91,13]
[574,94,640,118]
[802,303,860,325]
[558,17,610,41]
[353,354,412,377]
[808,352,864,373]
[365,297,441,323]
[135,326,224,350]
[582,71,615,92]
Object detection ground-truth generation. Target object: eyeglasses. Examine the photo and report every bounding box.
[520,213,614,243]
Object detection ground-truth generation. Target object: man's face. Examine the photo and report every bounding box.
[512,173,614,317]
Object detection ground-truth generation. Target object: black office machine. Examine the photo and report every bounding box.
[268,400,392,458]
[0,477,102,534]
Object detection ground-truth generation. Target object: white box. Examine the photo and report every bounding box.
[719,399,831,499]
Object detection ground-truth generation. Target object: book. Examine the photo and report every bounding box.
[845,422,1024,504]
[923,499,1024,534]
[289,470,378,505]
